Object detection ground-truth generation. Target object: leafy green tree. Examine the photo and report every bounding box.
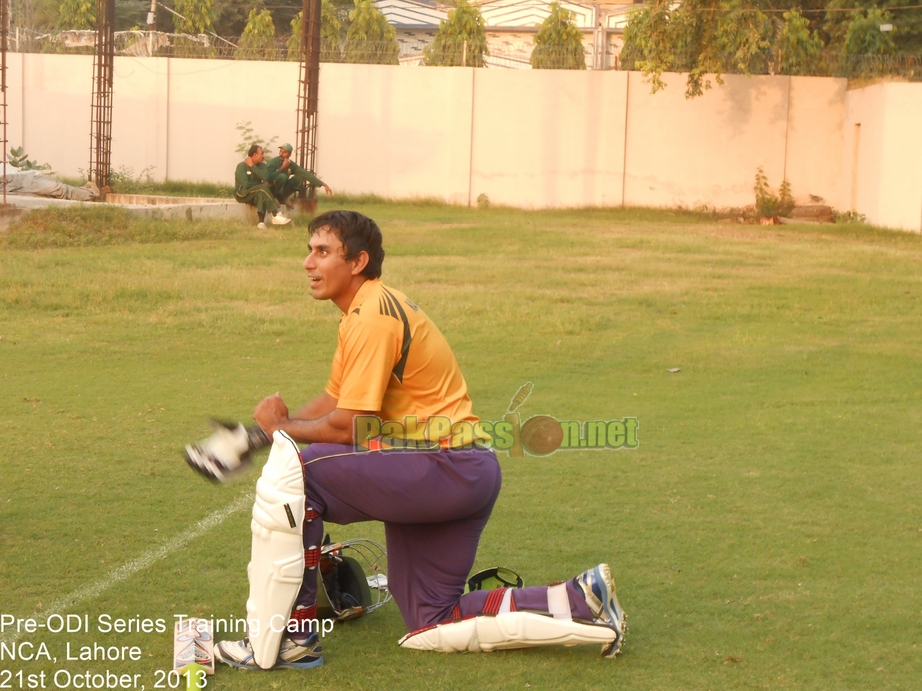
[114,0,149,30]
[824,0,922,55]
[235,8,278,61]
[619,0,922,96]
[777,9,824,75]
[530,2,586,70]
[844,8,896,56]
[212,0,252,37]
[620,0,750,97]
[343,0,399,65]
[55,0,95,30]
[287,0,342,61]
[173,0,215,34]
[715,0,773,76]
[619,0,671,86]
[423,0,488,67]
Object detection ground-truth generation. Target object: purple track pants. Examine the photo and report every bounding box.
[294,443,592,631]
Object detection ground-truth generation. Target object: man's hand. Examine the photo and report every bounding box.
[280,158,291,171]
[254,392,290,434]
[322,183,333,197]
[252,391,370,445]
[183,421,270,483]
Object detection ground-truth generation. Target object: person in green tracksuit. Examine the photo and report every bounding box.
[235,145,291,228]
[266,143,333,208]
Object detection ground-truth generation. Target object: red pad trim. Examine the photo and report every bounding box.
[405,623,439,637]
[451,603,462,623]
[304,507,320,522]
[289,605,317,623]
[481,587,508,616]
[304,545,320,569]
[288,605,317,637]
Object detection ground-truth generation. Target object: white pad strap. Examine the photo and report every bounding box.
[246,431,306,669]
[398,612,616,653]
[546,582,571,620]
[497,588,513,615]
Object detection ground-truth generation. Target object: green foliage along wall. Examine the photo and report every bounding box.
[423,0,488,67]
[344,0,399,65]
[235,8,277,61]
[56,0,95,30]
[531,2,586,70]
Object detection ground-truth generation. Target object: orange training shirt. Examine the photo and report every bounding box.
[325,279,488,448]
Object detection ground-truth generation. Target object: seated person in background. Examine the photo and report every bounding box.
[267,144,333,208]
[235,145,292,229]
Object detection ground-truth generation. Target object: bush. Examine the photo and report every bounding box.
[754,167,793,219]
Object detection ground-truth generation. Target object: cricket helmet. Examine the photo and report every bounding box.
[316,537,391,621]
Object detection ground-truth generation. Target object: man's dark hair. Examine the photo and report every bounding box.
[247,144,261,157]
[309,210,385,280]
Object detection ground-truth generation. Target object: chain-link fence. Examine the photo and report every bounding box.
[8,28,616,69]
[7,28,918,78]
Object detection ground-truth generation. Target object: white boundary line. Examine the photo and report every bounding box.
[1,494,250,646]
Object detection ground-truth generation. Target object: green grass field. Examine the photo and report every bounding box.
[1,203,921,690]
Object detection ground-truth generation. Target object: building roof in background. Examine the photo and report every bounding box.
[376,0,638,31]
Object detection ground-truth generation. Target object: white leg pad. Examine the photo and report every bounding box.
[246,431,306,669]
[398,612,617,653]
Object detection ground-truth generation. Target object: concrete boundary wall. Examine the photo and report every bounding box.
[840,82,922,233]
[470,69,628,208]
[7,53,921,231]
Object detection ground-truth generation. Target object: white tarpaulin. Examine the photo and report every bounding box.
[2,171,99,201]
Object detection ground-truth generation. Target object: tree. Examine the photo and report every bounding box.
[621,0,922,97]
[173,0,215,34]
[530,2,586,70]
[114,0,149,30]
[844,8,896,56]
[620,0,775,98]
[824,0,922,55]
[55,0,95,30]
[343,0,399,65]
[212,0,254,37]
[235,8,278,61]
[423,0,488,67]
[287,0,343,61]
[716,0,773,76]
[776,9,823,75]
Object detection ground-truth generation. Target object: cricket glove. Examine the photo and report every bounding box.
[184,421,271,483]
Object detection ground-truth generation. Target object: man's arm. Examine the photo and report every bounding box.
[292,391,337,420]
[251,162,270,182]
[253,392,370,445]
[266,156,283,176]
[234,162,250,191]
[290,162,329,191]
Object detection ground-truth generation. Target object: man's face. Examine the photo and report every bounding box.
[279,148,291,160]
[303,227,358,306]
[252,147,264,164]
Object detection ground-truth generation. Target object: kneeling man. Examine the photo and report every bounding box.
[214,210,626,670]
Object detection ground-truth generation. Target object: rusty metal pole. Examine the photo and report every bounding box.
[89,0,115,201]
[295,0,321,213]
[1,0,8,206]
